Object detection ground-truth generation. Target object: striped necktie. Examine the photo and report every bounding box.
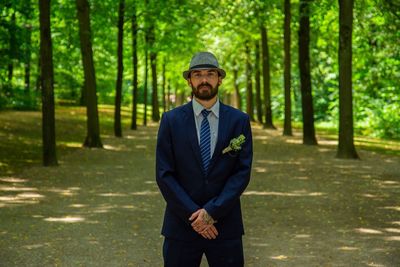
[200,109,211,174]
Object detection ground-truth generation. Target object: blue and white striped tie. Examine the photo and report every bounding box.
[200,109,211,174]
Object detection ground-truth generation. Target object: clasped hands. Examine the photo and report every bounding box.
[189,208,218,239]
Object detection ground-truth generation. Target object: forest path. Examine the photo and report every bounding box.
[0,123,399,266]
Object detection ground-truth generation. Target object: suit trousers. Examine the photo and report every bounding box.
[163,237,244,267]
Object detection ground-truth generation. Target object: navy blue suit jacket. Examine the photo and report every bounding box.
[156,100,253,241]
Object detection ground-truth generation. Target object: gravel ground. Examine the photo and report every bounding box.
[0,124,399,266]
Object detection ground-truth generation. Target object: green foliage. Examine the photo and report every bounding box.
[1,0,399,139]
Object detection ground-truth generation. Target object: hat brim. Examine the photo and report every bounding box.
[183,67,226,80]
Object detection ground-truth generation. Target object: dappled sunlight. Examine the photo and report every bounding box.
[255,159,288,165]
[294,176,309,180]
[0,185,38,192]
[130,190,159,196]
[243,190,325,197]
[376,180,400,189]
[384,236,400,241]
[253,167,267,173]
[317,139,338,146]
[354,228,383,234]
[338,246,359,251]
[70,204,87,208]
[103,144,125,151]
[23,243,51,250]
[46,187,80,197]
[126,135,154,140]
[360,193,382,199]
[0,192,45,207]
[98,192,128,197]
[294,234,311,239]
[121,205,136,210]
[60,141,82,148]
[44,216,85,223]
[285,138,302,144]
[384,228,400,233]
[0,177,28,183]
[380,206,400,212]
[253,135,269,140]
[93,204,118,214]
[270,255,288,260]
[317,147,333,153]
[135,144,148,149]
[390,221,400,226]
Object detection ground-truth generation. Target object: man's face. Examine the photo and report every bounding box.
[188,69,222,100]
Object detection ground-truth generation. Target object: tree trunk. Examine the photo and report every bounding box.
[114,0,125,138]
[76,0,102,148]
[6,12,17,96]
[233,64,241,110]
[162,59,166,113]
[36,55,41,92]
[131,4,138,130]
[283,0,293,136]
[167,80,171,111]
[24,22,32,94]
[245,43,254,121]
[39,0,57,166]
[298,0,317,145]
[255,40,262,123]
[337,0,359,159]
[261,26,275,129]
[143,49,148,126]
[149,26,160,122]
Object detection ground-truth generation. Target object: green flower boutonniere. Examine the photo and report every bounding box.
[222,134,246,154]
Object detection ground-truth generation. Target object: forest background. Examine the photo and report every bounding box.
[1,0,399,158]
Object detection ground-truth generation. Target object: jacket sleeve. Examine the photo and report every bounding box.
[156,113,200,223]
[203,115,253,221]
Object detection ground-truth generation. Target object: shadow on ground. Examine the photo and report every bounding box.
[1,124,399,266]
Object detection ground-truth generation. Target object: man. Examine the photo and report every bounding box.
[156,52,253,267]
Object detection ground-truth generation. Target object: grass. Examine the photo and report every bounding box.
[1,104,399,176]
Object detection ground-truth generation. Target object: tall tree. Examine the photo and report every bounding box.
[283,0,293,136]
[114,0,125,138]
[6,12,17,96]
[76,0,102,148]
[298,0,317,145]
[255,40,263,123]
[131,4,138,130]
[162,59,166,113]
[261,25,275,129]
[24,1,33,95]
[143,49,148,126]
[149,26,160,122]
[337,0,358,159]
[39,0,57,166]
[233,63,242,110]
[245,42,254,121]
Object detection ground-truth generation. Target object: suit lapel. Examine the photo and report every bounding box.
[182,101,204,171]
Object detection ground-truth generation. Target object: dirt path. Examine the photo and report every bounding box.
[0,124,399,266]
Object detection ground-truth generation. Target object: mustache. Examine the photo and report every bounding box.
[197,82,212,89]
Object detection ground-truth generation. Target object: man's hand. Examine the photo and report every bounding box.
[189,209,218,239]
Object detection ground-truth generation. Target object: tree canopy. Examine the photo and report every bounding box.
[0,0,399,139]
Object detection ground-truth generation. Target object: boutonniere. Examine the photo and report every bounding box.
[222,134,246,154]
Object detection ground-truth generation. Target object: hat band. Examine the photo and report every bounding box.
[189,64,218,70]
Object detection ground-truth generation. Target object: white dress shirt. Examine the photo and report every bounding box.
[192,97,219,159]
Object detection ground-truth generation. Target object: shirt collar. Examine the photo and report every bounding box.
[193,97,220,118]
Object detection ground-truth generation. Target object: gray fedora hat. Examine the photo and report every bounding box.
[183,52,226,80]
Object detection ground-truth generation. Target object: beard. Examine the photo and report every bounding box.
[191,82,219,100]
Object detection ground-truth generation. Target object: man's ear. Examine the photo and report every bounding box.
[218,77,222,85]
[187,79,192,86]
